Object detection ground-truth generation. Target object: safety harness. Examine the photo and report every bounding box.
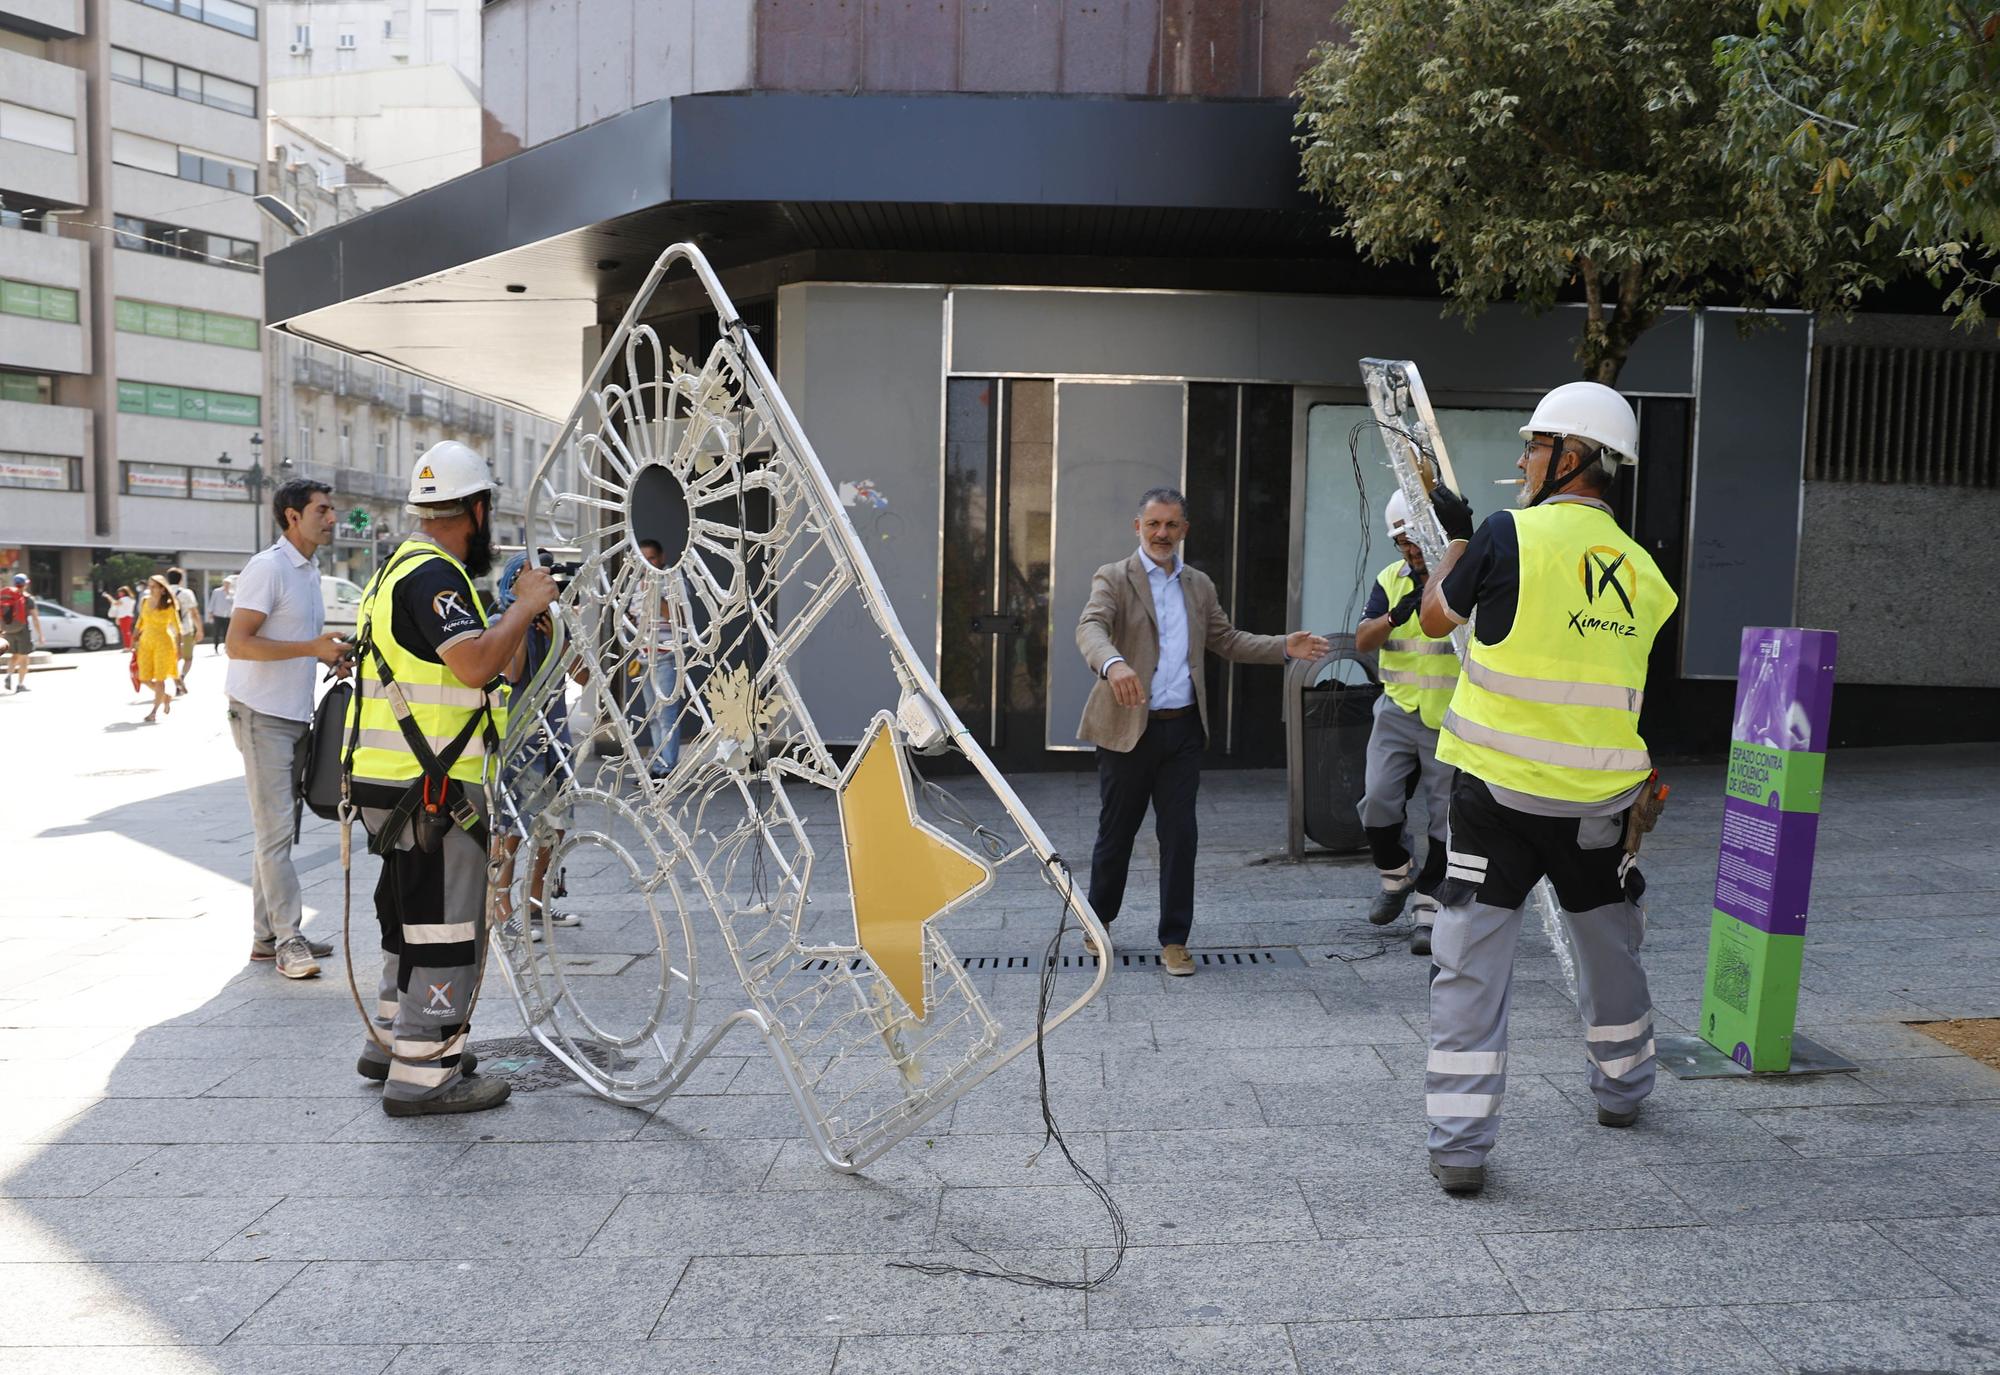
[337,543,504,1067]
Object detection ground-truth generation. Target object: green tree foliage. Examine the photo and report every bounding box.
[1718,1,1999,326]
[93,553,159,596]
[1296,0,1873,383]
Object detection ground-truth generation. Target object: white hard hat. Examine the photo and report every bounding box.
[405,440,495,513]
[1385,490,1414,540]
[1521,382,1639,464]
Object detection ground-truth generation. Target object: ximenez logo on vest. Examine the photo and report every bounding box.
[1569,545,1639,639]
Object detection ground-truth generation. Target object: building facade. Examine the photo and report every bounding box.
[265,0,477,83]
[2,0,268,608]
[266,0,2000,764]
[260,142,550,582]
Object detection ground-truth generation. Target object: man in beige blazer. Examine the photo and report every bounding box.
[1076,487,1329,975]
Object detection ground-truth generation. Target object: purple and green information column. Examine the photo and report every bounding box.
[1698,627,1840,1073]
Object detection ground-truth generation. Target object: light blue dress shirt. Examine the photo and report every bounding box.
[1142,546,1194,709]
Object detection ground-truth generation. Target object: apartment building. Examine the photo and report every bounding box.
[259,17,550,584]
[265,0,476,82]
[261,171,545,583]
[1,0,265,608]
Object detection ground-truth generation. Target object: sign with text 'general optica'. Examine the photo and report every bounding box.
[1698,627,1839,1072]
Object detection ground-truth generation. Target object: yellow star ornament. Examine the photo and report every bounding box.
[837,713,993,1021]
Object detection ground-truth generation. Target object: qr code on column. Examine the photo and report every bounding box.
[1713,947,1752,1014]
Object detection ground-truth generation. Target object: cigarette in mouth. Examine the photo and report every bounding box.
[1495,478,1524,486]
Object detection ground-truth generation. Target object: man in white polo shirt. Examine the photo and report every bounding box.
[225,479,351,979]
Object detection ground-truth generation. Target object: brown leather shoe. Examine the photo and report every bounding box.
[1082,932,1101,957]
[1161,943,1195,977]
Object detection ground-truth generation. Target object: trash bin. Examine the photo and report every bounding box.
[1284,634,1380,858]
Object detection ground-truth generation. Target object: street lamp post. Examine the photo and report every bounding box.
[218,433,286,552]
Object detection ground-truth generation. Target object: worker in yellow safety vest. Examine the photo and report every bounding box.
[1353,490,1460,955]
[1415,382,1678,1196]
[345,439,558,1118]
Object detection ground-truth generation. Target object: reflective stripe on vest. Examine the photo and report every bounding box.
[1373,561,1460,730]
[1436,502,1675,803]
[345,538,509,787]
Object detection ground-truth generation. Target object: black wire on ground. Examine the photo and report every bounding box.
[888,856,1129,1292]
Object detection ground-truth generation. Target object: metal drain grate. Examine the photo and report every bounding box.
[794,947,1306,974]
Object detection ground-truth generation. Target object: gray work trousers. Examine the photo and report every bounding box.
[1357,694,1451,839]
[226,700,308,947]
[357,801,488,1104]
[1424,775,1655,1166]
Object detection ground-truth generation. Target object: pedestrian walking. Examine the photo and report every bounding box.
[346,440,555,1116]
[633,537,682,778]
[1075,487,1329,976]
[1417,382,1677,1196]
[1,574,39,692]
[225,480,350,979]
[207,577,235,655]
[482,552,580,959]
[164,567,202,694]
[107,585,136,649]
[134,577,179,722]
[1354,491,1461,956]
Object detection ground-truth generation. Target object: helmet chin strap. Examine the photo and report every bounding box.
[1527,436,1594,508]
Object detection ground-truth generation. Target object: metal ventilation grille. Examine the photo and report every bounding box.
[1810,345,2000,487]
[796,948,1306,975]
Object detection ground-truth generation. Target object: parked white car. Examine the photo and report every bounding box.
[32,599,117,652]
[323,575,365,634]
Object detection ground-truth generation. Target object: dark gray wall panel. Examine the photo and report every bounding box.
[774,284,946,742]
[1797,482,2000,688]
[1046,381,1184,748]
[1684,313,1812,678]
[949,288,1697,396]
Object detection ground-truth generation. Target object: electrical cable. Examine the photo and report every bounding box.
[887,797,1127,1291]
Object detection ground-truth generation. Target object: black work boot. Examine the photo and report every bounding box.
[1429,1157,1486,1195]
[1408,894,1438,956]
[382,1075,510,1117]
[1368,883,1414,926]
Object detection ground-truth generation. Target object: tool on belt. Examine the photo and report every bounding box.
[1618,769,1671,900]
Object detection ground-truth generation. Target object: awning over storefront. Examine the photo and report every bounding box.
[263,92,1331,419]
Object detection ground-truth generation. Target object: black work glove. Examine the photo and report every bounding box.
[1388,589,1423,625]
[1431,486,1474,543]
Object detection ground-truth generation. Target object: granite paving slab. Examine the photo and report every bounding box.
[227,1259,681,1344]
[831,1325,1301,1375]
[0,1346,399,1374]
[1483,1220,1953,1312]
[1081,1235,1524,1328]
[1746,1102,2000,1157]
[0,1259,306,1346]
[935,1180,1319,1250]
[1298,1161,1697,1239]
[1735,1296,2000,1375]
[0,1195,279,1262]
[655,1249,1086,1338]
[89,1142,472,1197]
[588,1188,940,1258]
[381,1340,836,1375]
[1873,1214,2000,1295]
[0,1145,159,1198]
[211,1191,624,1261]
[1288,1308,1778,1374]
[1649,1155,1999,1226]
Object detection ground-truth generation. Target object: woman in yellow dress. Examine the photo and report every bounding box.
[135,575,180,723]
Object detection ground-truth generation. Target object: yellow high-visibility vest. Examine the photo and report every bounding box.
[1373,560,1460,730]
[345,538,508,788]
[1437,502,1675,803]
